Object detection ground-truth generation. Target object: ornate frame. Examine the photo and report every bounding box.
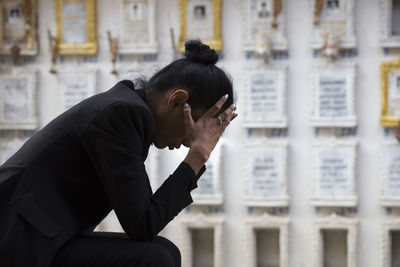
[118,0,158,54]
[310,138,358,207]
[310,62,357,127]
[0,68,38,130]
[243,138,289,207]
[245,213,290,267]
[242,0,288,52]
[55,0,98,55]
[0,0,38,55]
[178,0,222,52]
[56,68,98,113]
[310,0,356,49]
[379,0,400,48]
[312,213,358,267]
[380,59,400,127]
[180,213,224,267]
[243,64,288,128]
[191,140,224,205]
[380,139,400,207]
[382,217,400,267]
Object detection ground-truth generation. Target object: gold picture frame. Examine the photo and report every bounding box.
[178,0,222,52]
[380,59,400,127]
[55,0,98,55]
[0,0,38,55]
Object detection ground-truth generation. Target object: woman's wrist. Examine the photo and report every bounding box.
[184,147,209,175]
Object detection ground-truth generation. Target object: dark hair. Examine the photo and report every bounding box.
[137,40,234,113]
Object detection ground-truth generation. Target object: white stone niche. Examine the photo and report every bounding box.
[242,64,288,128]
[380,140,400,207]
[0,68,38,130]
[180,213,224,267]
[312,213,358,267]
[310,62,357,128]
[117,0,158,54]
[382,218,400,267]
[56,68,98,113]
[310,138,358,207]
[310,0,356,49]
[243,139,289,207]
[245,213,290,267]
[242,0,288,52]
[379,0,400,48]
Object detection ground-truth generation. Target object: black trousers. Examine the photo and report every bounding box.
[51,232,181,267]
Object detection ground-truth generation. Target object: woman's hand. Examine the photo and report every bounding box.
[183,94,237,174]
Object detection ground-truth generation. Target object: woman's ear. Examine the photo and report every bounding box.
[167,89,189,112]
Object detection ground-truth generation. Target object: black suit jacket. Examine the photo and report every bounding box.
[0,80,204,267]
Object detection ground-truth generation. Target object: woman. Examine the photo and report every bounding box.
[0,40,237,267]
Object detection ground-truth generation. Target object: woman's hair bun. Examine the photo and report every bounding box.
[184,40,218,65]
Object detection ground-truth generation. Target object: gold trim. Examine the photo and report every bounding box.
[0,0,38,55]
[178,0,223,52]
[380,59,400,127]
[55,0,98,55]
[313,0,323,25]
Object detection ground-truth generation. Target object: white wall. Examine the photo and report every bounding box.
[4,0,400,266]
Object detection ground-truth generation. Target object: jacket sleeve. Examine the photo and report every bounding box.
[81,101,203,241]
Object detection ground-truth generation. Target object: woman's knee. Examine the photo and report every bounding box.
[153,236,181,267]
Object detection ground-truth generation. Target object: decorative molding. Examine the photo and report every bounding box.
[382,217,400,267]
[310,62,357,127]
[180,212,224,267]
[380,58,400,127]
[243,138,289,207]
[312,213,358,267]
[245,213,290,267]
[310,138,358,207]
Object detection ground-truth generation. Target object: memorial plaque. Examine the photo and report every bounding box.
[0,70,37,130]
[249,148,283,198]
[318,73,348,118]
[193,162,214,195]
[61,1,87,44]
[385,147,400,197]
[380,0,400,48]
[316,149,351,197]
[387,70,400,117]
[244,67,287,128]
[58,70,97,111]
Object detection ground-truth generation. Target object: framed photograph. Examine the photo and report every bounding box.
[379,0,400,48]
[310,138,358,207]
[382,218,400,267]
[118,0,158,54]
[312,213,358,267]
[0,68,38,130]
[178,0,222,52]
[243,65,288,128]
[56,68,97,113]
[310,62,357,127]
[0,0,38,55]
[242,0,288,52]
[180,213,224,267]
[380,59,400,127]
[191,140,224,205]
[310,0,356,49]
[243,139,289,207]
[55,0,98,55]
[380,140,400,207]
[245,213,290,267]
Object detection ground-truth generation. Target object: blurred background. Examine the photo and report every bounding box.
[1,0,400,266]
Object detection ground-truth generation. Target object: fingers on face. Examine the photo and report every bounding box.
[183,103,195,128]
[206,94,229,117]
